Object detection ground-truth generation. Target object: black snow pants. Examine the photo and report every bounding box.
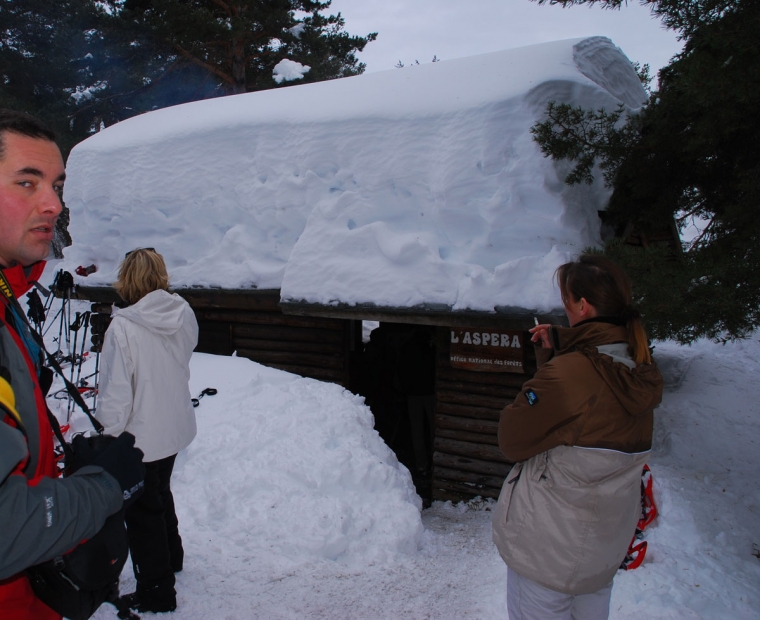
[125,453,184,598]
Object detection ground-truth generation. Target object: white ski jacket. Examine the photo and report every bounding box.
[97,290,198,462]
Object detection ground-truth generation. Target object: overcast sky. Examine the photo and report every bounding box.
[329,0,682,78]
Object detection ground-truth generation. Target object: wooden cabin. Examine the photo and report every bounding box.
[76,278,559,503]
[63,37,655,503]
[75,204,676,506]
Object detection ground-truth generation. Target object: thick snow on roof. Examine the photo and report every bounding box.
[61,36,646,313]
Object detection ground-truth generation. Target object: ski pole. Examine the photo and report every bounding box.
[73,312,91,390]
[91,350,101,414]
[43,303,63,339]
[67,312,83,421]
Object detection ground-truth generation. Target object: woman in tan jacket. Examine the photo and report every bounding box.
[492,254,663,620]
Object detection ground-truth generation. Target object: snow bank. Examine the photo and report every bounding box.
[179,353,423,566]
[60,350,423,571]
[61,36,645,313]
[609,337,760,619]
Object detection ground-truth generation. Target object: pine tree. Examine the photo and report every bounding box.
[2,2,376,148]
[0,0,108,255]
[0,0,97,153]
[530,0,760,343]
[114,0,377,98]
[0,1,166,154]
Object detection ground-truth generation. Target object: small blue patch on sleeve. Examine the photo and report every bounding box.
[524,389,539,406]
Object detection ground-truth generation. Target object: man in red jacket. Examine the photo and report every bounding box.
[0,109,144,619]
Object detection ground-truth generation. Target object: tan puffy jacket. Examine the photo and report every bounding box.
[492,320,663,594]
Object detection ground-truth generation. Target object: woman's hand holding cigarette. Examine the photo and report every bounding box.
[529,317,553,349]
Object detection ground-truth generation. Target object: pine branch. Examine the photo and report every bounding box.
[173,43,235,86]
[209,0,233,15]
[530,101,634,186]
[686,218,718,249]
[65,58,182,122]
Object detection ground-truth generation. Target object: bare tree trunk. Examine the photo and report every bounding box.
[231,37,246,94]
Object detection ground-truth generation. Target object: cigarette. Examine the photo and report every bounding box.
[534,317,540,326]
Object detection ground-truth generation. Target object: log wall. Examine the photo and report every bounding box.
[186,290,357,387]
[431,329,537,503]
[74,286,356,385]
[75,285,533,502]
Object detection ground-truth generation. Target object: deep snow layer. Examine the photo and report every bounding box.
[45,332,759,619]
[61,37,646,313]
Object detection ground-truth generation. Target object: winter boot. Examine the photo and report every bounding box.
[121,582,177,613]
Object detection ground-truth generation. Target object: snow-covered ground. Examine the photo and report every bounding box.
[46,322,760,619]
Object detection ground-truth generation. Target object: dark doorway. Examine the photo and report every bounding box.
[355,322,437,504]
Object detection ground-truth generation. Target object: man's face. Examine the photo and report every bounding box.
[0,132,64,267]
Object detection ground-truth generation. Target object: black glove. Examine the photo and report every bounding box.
[69,433,125,472]
[69,433,106,470]
[91,432,146,508]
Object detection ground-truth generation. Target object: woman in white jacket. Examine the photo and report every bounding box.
[97,248,198,614]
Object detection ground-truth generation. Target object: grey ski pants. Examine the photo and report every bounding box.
[507,566,612,620]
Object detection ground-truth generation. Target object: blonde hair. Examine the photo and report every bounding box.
[556,254,652,365]
[114,248,169,305]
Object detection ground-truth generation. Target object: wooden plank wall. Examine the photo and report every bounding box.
[187,291,356,387]
[74,286,357,385]
[431,329,537,503]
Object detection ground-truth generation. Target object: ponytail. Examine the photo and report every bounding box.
[618,305,650,364]
[557,255,653,365]
[628,318,652,365]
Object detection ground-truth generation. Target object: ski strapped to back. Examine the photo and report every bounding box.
[620,464,658,570]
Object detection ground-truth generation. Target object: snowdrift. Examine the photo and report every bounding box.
[63,352,424,567]
[62,36,646,313]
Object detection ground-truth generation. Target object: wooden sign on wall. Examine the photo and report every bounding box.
[449,327,525,373]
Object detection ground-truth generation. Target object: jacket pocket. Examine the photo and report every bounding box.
[494,462,522,526]
[530,450,550,483]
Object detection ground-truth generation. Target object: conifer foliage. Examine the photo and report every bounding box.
[0,0,101,154]
[118,0,376,96]
[531,0,760,343]
[1,1,376,152]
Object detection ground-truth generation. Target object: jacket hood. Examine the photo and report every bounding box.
[553,321,663,418]
[113,289,189,336]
